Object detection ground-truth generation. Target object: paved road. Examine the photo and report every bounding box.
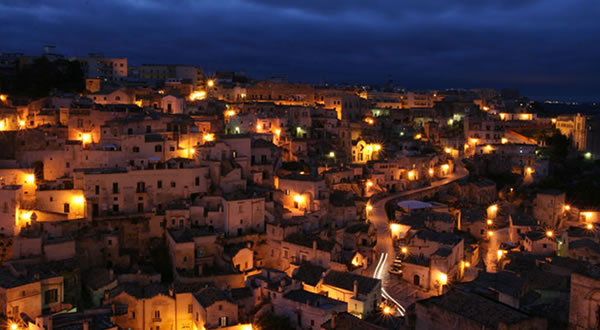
[367,163,469,315]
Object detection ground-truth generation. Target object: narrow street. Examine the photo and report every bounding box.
[367,164,469,315]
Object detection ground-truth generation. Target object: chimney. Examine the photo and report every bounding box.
[353,280,358,297]
[312,240,317,253]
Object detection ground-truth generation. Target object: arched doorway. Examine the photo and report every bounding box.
[413,275,420,286]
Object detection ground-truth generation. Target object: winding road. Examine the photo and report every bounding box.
[367,163,469,316]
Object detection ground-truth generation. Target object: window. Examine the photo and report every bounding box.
[64,203,70,213]
[95,185,100,195]
[195,177,200,186]
[157,180,162,189]
[108,239,112,246]
[133,146,140,153]
[128,128,133,135]
[44,289,58,304]
[154,310,160,319]
[171,182,176,188]
[218,304,223,311]
[146,125,152,133]
[113,204,119,212]
[285,189,290,195]
[188,304,193,313]
[283,249,288,259]
[155,145,162,152]
[136,182,145,193]
[113,183,119,194]
[66,162,70,168]
[131,311,135,319]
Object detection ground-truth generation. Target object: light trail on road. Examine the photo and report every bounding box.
[374,252,406,316]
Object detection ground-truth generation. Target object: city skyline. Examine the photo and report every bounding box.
[1,0,599,101]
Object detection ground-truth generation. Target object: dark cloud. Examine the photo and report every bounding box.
[1,0,599,100]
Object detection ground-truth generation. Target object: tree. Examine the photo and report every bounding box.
[545,130,569,161]
[254,313,294,330]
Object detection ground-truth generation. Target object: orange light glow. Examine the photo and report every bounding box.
[20,210,32,221]
[429,168,434,176]
[490,205,498,213]
[25,174,35,185]
[274,128,281,135]
[414,134,422,140]
[0,95,7,102]
[365,118,374,125]
[501,137,508,144]
[485,145,493,152]
[383,306,392,315]
[464,261,471,267]
[546,230,554,237]
[366,204,373,212]
[487,219,493,225]
[408,170,415,180]
[294,195,304,203]
[189,90,207,101]
[352,256,361,267]
[500,113,506,120]
[81,133,92,145]
[203,133,215,142]
[207,80,215,87]
[439,273,448,285]
[188,148,195,156]
[587,223,594,230]
[366,180,374,188]
[583,212,593,220]
[444,147,451,154]
[442,164,450,171]
[18,120,25,128]
[487,230,494,237]
[73,195,85,205]
[225,110,236,117]
[401,247,408,254]
[526,167,534,174]
[563,204,571,211]
[373,144,382,151]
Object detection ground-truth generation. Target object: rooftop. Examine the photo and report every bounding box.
[322,270,380,295]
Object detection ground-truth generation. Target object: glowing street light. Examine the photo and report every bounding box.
[0,94,7,102]
[203,133,215,142]
[382,305,392,315]
[444,147,451,154]
[563,204,571,211]
[73,195,85,205]
[10,323,18,330]
[587,223,594,230]
[365,118,374,125]
[274,128,281,136]
[414,134,422,140]
[207,80,215,87]
[366,180,374,188]
[464,261,471,268]
[501,138,508,144]
[19,120,26,128]
[401,247,408,254]
[487,219,493,225]
[25,174,35,185]
[225,110,236,117]
[373,144,382,151]
[487,230,494,237]
[366,204,373,212]
[294,195,304,203]
[81,133,92,145]
[546,230,554,238]
[328,151,335,158]
[439,273,448,285]
[429,168,434,176]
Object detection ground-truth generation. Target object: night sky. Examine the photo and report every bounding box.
[1,0,599,100]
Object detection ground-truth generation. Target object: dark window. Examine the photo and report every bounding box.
[127,128,133,135]
[95,185,100,195]
[157,180,162,189]
[155,145,162,152]
[171,182,176,188]
[146,125,151,133]
[195,177,200,186]
[63,203,70,213]
[113,183,119,194]
[133,146,140,153]
[44,289,58,304]
[138,203,144,212]
[113,204,119,212]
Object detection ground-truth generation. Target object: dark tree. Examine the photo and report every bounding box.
[9,57,84,97]
[254,313,295,330]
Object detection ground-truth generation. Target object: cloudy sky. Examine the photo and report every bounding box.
[1,0,599,100]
